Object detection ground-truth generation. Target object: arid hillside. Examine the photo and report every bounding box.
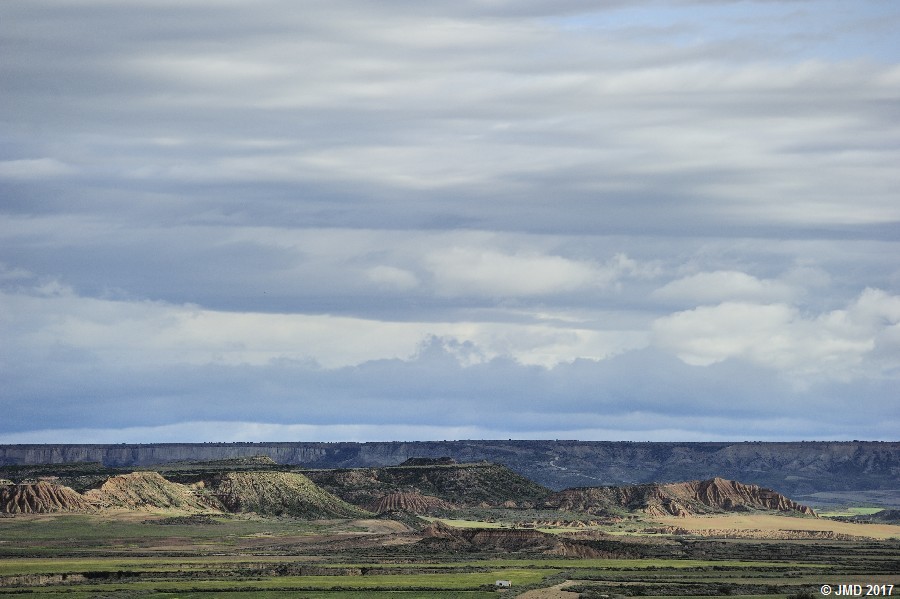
[302,460,551,507]
[85,471,213,511]
[419,520,605,557]
[1,481,96,514]
[2,470,367,519]
[545,477,816,517]
[203,471,368,518]
[368,492,453,515]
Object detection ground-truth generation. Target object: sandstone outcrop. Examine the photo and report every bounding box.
[545,478,816,517]
[661,477,816,516]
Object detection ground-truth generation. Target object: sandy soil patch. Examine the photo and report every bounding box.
[655,513,900,540]
[516,580,579,598]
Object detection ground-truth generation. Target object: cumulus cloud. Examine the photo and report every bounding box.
[652,270,799,304]
[652,288,900,379]
[426,247,605,297]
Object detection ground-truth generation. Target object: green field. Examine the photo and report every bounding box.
[817,506,886,517]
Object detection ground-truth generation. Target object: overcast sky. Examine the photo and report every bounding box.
[1,0,898,444]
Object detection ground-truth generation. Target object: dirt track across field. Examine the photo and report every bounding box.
[516,580,579,598]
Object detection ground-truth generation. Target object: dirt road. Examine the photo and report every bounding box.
[515,580,580,598]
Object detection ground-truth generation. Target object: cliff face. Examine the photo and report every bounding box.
[1,441,897,495]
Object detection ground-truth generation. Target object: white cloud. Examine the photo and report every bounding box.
[0,281,647,370]
[652,270,798,304]
[652,288,900,379]
[365,265,419,290]
[425,247,611,297]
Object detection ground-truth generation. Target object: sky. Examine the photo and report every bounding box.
[1,0,898,444]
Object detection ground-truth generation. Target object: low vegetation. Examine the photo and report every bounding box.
[1,457,897,597]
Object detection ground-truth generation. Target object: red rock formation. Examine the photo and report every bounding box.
[660,478,817,516]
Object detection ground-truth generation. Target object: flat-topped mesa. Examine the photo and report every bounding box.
[1,481,96,514]
[545,477,817,517]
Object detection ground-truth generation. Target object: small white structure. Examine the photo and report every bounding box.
[495,580,511,587]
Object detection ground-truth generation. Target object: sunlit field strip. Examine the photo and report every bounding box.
[397,558,824,569]
[0,556,308,576]
[0,591,496,599]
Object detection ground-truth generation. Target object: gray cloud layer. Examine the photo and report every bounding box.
[1,1,898,442]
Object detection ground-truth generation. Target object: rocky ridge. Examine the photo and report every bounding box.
[545,477,817,517]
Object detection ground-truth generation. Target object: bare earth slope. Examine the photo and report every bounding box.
[419,520,604,557]
[85,471,213,511]
[1,481,95,514]
[545,478,816,517]
[368,492,453,514]
[304,461,551,508]
[204,471,369,518]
